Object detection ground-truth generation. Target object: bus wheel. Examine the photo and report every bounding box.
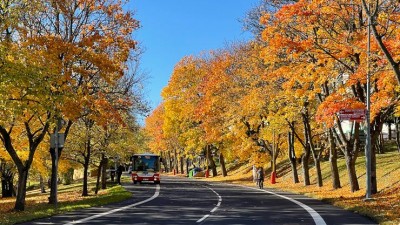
[154,181,160,184]
[133,181,137,184]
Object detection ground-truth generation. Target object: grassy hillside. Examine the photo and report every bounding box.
[207,145,400,225]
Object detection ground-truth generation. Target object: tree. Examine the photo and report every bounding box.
[161,56,207,174]
[17,0,140,203]
[0,30,54,212]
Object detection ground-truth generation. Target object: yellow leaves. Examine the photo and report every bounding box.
[259,13,271,26]
[294,88,306,99]
[6,53,15,62]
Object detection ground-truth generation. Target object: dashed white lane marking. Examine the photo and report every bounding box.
[63,184,160,225]
[196,186,222,223]
[245,185,327,225]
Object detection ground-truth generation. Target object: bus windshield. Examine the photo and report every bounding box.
[132,154,160,172]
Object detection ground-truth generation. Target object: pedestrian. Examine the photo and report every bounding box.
[252,165,257,183]
[256,167,264,189]
[116,164,124,185]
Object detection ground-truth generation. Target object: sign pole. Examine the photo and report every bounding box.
[365,3,372,200]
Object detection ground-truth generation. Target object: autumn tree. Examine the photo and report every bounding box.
[145,103,171,171]
[0,0,141,210]
[221,43,283,176]
[161,56,208,174]
[258,0,400,194]
[259,0,361,189]
[307,0,398,193]
[0,2,56,210]
[16,0,140,202]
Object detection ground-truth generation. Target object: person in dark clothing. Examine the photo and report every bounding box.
[116,165,124,185]
[256,167,264,189]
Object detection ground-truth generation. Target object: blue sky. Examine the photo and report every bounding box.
[126,1,260,110]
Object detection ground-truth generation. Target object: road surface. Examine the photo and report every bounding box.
[19,176,377,225]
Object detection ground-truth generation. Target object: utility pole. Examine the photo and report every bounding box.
[365,2,372,200]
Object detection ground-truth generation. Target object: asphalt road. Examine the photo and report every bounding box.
[19,176,377,225]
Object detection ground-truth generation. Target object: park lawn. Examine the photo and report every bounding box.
[206,148,400,225]
[0,178,132,225]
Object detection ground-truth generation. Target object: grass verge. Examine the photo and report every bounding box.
[0,179,132,225]
[204,148,400,225]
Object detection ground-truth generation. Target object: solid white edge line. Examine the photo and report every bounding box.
[244,185,327,225]
[197,214,210,223]
[196,186,222,223]
[63,184,161,225]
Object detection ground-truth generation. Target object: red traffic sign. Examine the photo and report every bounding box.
[339,114,366,121]
[339,109,366,115]
[339,109,366,121]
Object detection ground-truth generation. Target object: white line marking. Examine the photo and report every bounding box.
[196,186,222,223]
[63,184,161,225]
[197,214,210,223]
[245,185,327,225]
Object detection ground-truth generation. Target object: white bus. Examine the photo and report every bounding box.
[130,153,161,184]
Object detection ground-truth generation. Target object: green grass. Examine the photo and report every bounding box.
[0,179,132,225]
[207,143,400,225]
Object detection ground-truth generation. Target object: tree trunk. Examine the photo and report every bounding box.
[388,122,392,140]
[39,175,46,194]
[314,158,323,187]
[302,108,322,187]
[95,161,102,195]
[342,125,361,192]
[101,157,108,189]
[180,156,184,174]
[328,129,341,189]
[82,157,89,196]
[219,152,227,177]
[169,157,173,172]
[82,137,91,196]
[14,169,29,211]
[289,157,299,184]
[49,147,61,204]
[299,110,312,186]
[173,149,178,174]
[345,154,359,192]
[186,158,190,175]
[396,118,400,152]
[364,114,384,195]
[310,144,323,187]
[288,132,299,184]
[161,152,168,172]
[371,144,377,194]
[370,124,382,195]
[206,145,217,176]
[301,147,311,186]
[375,132,384,154]
[0,122,49,211]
